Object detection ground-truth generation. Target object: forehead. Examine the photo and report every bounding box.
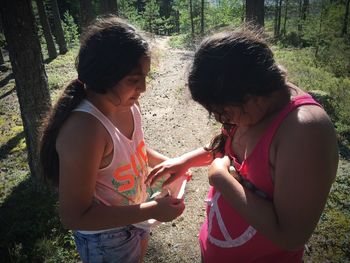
[129,56,150,75]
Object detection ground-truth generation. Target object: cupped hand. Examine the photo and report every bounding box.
[153,196,185,222]
[146,157,189,186]
[208,155,231,186]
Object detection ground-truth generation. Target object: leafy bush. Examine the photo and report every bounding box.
[62,11,79,48]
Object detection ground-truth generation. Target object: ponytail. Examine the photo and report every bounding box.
[40,80,86,186]
[205,124,234,156]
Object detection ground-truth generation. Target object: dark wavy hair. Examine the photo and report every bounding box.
[188,28,287,154]
[40,16,150,186]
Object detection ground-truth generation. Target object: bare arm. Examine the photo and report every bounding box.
[146,147,169,167]
[56,113,184,230]
[209,106,338,250]
[146,147,213,186]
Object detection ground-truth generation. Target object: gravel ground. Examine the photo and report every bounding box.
[140,36,217,263]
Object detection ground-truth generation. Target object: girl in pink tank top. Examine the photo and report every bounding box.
[147,29,338,262]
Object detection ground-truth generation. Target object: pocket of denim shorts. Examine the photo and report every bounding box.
[74,233,89,262]
[100,228,133,247]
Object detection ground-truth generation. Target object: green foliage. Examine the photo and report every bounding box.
[206,0,243,32]
[142,0,160,33]
[274,47,350,146]
[45,48,77,91]
[0,177,78,262]
[118,0,142,26]
[305,160,350,262]
[62,11,79,48]
[169,33,197,49]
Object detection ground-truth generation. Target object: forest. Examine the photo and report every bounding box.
[0,0,349,262]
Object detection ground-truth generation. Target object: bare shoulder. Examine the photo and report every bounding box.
[280,104,336,141]
[56,111,109,155]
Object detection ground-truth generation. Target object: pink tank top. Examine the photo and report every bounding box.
[199,94,321,262]
[73,100,149,207]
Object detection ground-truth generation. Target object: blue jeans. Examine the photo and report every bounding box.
[73,226,149,263]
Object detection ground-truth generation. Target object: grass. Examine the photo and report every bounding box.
[0,40,349,262]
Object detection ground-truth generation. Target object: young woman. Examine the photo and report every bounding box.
[147,29,339,262]
[40,17,184,263]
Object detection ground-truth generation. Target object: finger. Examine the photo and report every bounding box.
[150,168,169,186]
[169,197,184,205]
[222,155,231,166]
[145,165,162,184]
[162,173,179,187]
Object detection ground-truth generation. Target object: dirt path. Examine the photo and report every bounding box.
[140,36,216,263]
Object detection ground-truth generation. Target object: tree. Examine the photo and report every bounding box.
[0,13,4,65]
[189,0,195,38]
[0,48,4,65]
[245,0,264,27]
[49,0,68,54]
[35,0,57,60]
[282,0,289,36]
[342,0,349,36]
[79,0,95,29]
[143,0,159,33]
[274,0,283,38]
[298,0,309,32]
[0,0,52,178]
[100,0,118,15]
[200,0,204,34]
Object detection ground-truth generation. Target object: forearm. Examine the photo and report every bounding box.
[60,201,157,231]
[146,147,169,167]
[180,147,213,169]
[213,172,302,250]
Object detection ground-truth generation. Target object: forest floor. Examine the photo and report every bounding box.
[141,36,215,262]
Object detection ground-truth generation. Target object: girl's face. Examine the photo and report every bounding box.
[107,56,151,108]
[213,96,265,127]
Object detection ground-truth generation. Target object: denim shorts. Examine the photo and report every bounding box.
[73,225,149,263]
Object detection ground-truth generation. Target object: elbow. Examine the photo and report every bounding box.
[274,232,310,251]
[59,210,81,230]
[60,215,76,229]
[279,240,306,251]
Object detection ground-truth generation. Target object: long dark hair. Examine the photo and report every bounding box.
[188,29,287,154]
[40,16,150,186]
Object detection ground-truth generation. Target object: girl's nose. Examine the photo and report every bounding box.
[137,78,146,93]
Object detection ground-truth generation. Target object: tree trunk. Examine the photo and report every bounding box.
[342,0,349,36]
[189,0,194,38]
[277,0,283,36]
[0,0,52,179]
[175,10,180,33]
[301,0,309,21]
[282,0,288,36]
[100,0,118,15]
[79,0,95,29]
[200,0,204,35]
[274,0,279,38]
[0,48,4,65]
[49,0,67,54]
[245,0,265,28]
[35,0,57,60]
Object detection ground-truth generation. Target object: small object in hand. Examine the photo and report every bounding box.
[229,165,236,174]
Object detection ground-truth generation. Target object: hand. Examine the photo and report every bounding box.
[153,196,185,222]
[146,157,189,186]
[208,155,231,187]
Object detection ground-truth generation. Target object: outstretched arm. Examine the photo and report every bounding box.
[146,147,214,186]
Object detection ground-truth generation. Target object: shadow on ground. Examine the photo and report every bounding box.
[0,177,75,262]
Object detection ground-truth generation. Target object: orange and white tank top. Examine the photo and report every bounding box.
[73,99,149,207]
